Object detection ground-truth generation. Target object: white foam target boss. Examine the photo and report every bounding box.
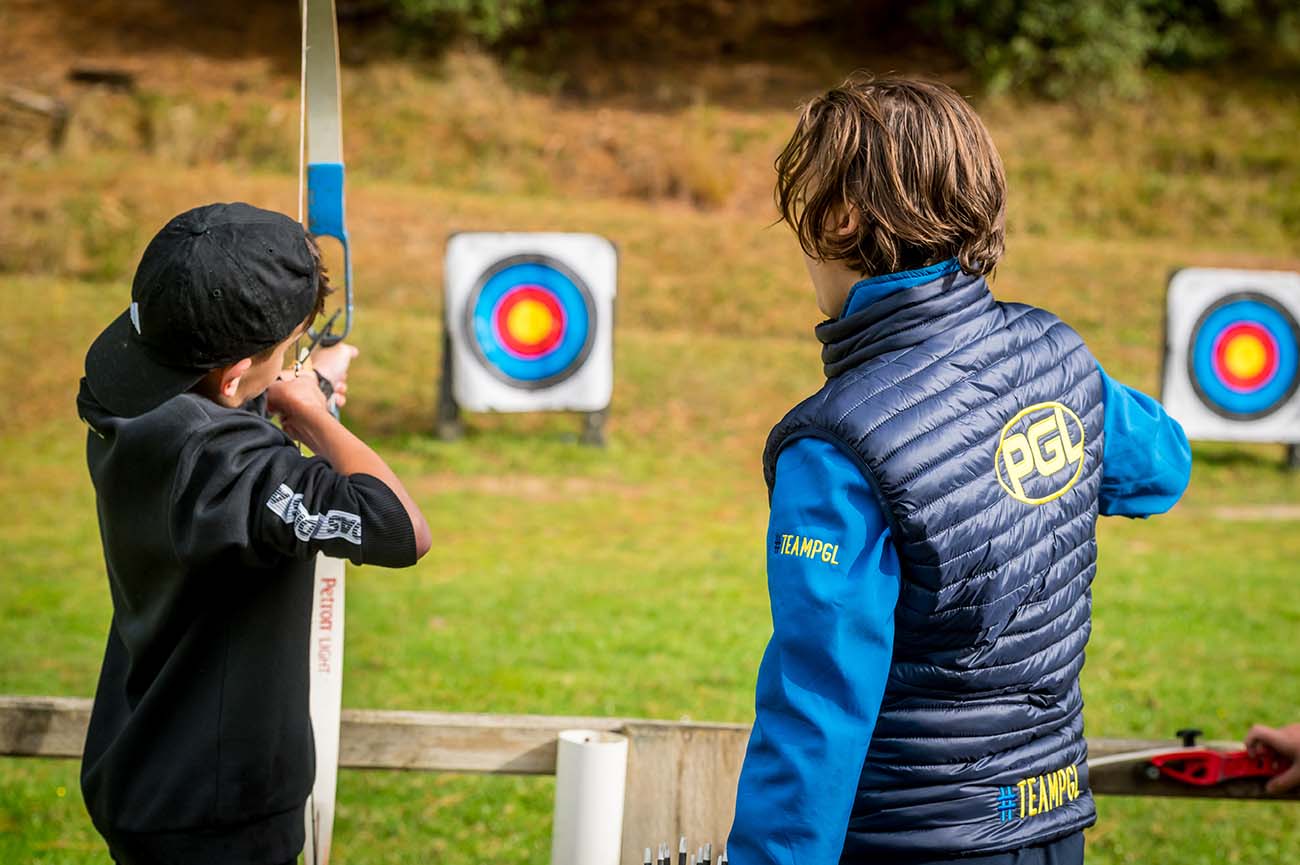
[1161,267,1300,444]
[444,232,617,413]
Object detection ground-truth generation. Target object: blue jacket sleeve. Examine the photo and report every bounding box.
[728,437,901,865]
[1098,367,1192,517]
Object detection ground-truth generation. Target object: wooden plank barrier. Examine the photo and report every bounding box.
[2,695,1294,864]
[620,721,749,865]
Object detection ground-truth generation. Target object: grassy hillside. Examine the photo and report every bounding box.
[1,3,1299,861]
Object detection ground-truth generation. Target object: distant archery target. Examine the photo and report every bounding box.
[444,233,616,414]
[1189,294,1299,419]
[1162,268,1300,443]
[467,256,595,389]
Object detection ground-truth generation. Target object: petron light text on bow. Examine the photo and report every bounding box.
[316,575,339,674]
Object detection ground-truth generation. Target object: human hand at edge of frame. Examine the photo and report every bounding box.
[1245,723,1300,794]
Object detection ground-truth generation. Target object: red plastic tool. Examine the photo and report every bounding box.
[1147,748,1292,786]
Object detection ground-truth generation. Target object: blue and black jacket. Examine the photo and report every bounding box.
[728,260,1191,863]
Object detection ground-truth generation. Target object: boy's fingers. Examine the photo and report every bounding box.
[1245,724,1280,754]
[1266,762,1300,795]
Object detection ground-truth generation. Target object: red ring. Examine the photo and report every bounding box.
[1211,322,1279,392]
[493,285,566,358]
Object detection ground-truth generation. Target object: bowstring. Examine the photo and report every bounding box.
[297,0,308,228]
[294,0,309,381]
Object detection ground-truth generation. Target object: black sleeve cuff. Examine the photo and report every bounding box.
[349,473,418,568]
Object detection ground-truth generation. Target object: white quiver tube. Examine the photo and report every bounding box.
[551,730,630,865]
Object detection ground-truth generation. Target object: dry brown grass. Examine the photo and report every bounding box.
[1,0,1297,440]
[6,0,1296,229]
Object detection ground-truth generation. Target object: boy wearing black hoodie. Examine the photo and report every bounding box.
[77,202,432,865]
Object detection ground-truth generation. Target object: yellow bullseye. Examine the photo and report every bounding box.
[506,299,555,345]
[1223,333,1268,379]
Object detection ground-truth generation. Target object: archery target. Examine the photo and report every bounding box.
[468,257,595,389]
[445,233,616,413]
[1162,268,1300,443]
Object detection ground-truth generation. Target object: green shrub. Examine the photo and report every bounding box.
[390,0,547,43]
[920,0,1300,99]
[379,0,1299,97]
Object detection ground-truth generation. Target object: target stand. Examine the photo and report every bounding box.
[438,233,617,445]
[1161,268,1300,467]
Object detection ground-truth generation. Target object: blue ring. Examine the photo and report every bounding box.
[1189,297,1299,418]
[468,259,593,385]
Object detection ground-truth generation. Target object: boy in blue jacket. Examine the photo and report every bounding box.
[727,76,1191,865]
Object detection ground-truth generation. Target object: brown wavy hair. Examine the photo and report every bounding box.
[304,233,335,322]
[775,74,1006,278]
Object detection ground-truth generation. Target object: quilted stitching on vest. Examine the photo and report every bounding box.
[763,270,1104,858]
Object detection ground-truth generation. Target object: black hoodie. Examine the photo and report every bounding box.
[75,382,416,865]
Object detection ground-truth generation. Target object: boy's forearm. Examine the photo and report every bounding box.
[291,409,432,554]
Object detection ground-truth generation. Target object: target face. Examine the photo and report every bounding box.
[445,233,616,414]
[1189,294,1299,419]
[1162,268,1300,443]
[467,255,596,389]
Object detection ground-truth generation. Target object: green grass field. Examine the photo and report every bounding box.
[1,30,1299,864]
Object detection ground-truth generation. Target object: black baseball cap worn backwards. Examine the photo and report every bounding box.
[85,202,319,418]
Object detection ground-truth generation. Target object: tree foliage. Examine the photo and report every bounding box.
[920,0,1300,97]
[385,0,1300,97]
[390,0,546,43]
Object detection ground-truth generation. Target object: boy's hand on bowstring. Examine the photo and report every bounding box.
[267,371,333,449]
[1245,723,1300,794]
[311,342,359,408]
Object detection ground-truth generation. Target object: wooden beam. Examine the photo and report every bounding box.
[0,696,89,760]
[620,721,749,864]
[0,697,631,774]
[336,709,627,774]
[2,86,70,149]
[1,696,1295,803]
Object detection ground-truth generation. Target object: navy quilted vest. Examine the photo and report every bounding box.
[763,268,1105,859]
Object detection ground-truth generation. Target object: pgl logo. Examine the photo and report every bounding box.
[994,402,1086,506]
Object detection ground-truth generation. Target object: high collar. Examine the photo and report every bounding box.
[840,259,963,318]
[817,262,997,379]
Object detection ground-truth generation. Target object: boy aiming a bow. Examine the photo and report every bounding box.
[77,202,432,865]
